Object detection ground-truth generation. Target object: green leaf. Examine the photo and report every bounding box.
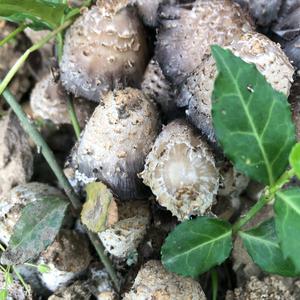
[275,188,300,271]
[161,217,232,277]
[0,0,69,29]
[289,143,300,179]
[0,290,7,300]
[211,45,296,186]
[1,196,68,265]
[239,218,298,276]
[81,182,117,233]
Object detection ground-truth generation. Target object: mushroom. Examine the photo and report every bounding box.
[98,200,150,260]
[30,73,95,127]
[284,36,300,70]
[141,59,178,116]
[37,229,92,292]
[0,21,31,101]
[0,182,65,245]
[181,32,294,143]
[60,5,149,102]
[70,88,160,200]
[123,260,206,299]
[234,0,282,27]
[0,112,33,197]
[140,119,219,221]
[155,0,253,85]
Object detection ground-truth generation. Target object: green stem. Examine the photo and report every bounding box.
[233,168,296,234]
[0,19,73,96]
[67,96,81,139]
[211,269,218,300]
[12,266,31,295]
[2,88,120,292]
[0,23,27,47]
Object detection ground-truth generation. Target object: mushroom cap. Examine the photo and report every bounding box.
[155,0,253,85]
[182,32,294,143]
[0,112,33,198]
[140,119,219,221]
[60,5,149,102]
[235,0,282,27]
[123,260,206,300]
[284,35,300,70]
[141,59,177,116]
[30,73,95,127]
[70,88,160,200]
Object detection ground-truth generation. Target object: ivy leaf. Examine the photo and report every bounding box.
[1,197,68,265]
[275,188,300,271]
[0,0,69,29]
[211,45,296,186]
[161,217,232,277]
[240,218,298,276]
[289,143,300,179]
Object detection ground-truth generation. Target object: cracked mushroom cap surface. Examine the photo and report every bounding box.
[30,73,95,127]
[155,0,253,85]
[182,31,294,143]
[123,260,206,300]
[140,119,219,221]
[60,5,149,102]
[70,88,160,200]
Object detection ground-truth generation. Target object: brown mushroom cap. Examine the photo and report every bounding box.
[123,260,206,300]
[155,0,253,85]
[140,119,219,221]
[70,88,161,200]
[181,32,294,143]
[60,5,149,102]
[30,73,95,127]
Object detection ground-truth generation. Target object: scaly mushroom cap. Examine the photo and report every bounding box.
[70,88,160,200]
[123,260,206,300]
[30,73,95,127]
[140,119,219,221]
[141,59,177,115]
[60,5,149,102]
[234,0,282,27]
[155,0,253,85]
[182,32,294,143]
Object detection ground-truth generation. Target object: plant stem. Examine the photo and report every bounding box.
[233,168,296,234]
[0,23,27,47]
[232,195,269,234]
[66,96,81,139]
[1,88,120,292]
[0,19,73,96]
[211,269,218,300]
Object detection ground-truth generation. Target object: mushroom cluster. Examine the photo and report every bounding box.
[2,0,299,298]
